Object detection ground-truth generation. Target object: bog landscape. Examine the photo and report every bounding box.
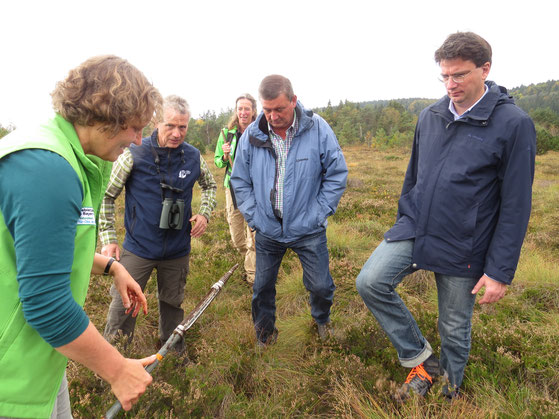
[4,81,557,418]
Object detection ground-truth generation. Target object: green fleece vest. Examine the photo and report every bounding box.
[0,115,111,418]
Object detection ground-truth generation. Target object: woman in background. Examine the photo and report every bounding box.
[214,94,257,285]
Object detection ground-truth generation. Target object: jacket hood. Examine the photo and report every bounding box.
[430,81,515,122]
[248,101,315,144]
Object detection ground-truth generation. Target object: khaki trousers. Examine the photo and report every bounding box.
[225,187,255,283]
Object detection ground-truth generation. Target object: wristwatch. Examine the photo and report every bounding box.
[103,257,116,275]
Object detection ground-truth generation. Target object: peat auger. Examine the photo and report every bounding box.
[105,263,238,419]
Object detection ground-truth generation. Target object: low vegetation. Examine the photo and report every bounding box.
[68,146,559,418]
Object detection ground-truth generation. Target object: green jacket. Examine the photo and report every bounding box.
[0,115,110,418]
[214,126,239,188]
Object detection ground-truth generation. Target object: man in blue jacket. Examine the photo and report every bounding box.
[356,32,536,400]
[231,75,348,347]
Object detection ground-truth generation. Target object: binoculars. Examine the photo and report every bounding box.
[159,198,185,230]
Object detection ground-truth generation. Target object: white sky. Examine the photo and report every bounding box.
[0,0,557,127]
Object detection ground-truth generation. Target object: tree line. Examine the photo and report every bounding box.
[510,80,559,154]
[184,98,428,153]
[183,80,559,155]
[1,80,558,154]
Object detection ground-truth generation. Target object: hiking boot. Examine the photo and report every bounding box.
[246,272,255,286]
[316,321,332,341]
[256,328,278,349]
[395,354,447,401]
[442,384,460,402]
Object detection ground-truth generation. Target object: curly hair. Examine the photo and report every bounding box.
[434,32,492,67]
[51,55,162,137]
[227,93,257,130]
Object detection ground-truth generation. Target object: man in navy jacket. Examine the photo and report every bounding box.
[231,75,347,347]
[99,96,217,349]
[356,32,536,400]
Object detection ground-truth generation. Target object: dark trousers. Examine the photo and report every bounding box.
[104,249,189,343]
[252,230,335,342]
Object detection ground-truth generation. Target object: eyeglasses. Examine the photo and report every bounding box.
[438,70,473,84]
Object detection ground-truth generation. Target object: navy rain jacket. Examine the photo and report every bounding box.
[385,81,536,284]
[123,132,201,259]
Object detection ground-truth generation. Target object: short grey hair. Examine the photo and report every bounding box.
[163,95,190,118]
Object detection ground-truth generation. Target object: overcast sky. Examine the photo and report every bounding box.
[1,0,557,127]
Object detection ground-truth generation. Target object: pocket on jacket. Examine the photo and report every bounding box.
[0,302,25,363]
[294,157,316,179]
[463,202,479,237]
[459,201,479,257]
[254,200,281,237]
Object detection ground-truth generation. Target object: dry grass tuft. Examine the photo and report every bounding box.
[68,147,559,418]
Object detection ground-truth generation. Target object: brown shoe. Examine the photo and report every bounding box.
[316,321,332,341]
[256,328,278,349]
[245,273,255,286]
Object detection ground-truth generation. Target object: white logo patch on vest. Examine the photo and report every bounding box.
[77,207,96,225]
[178,170,190,178]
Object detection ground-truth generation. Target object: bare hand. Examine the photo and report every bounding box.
[190,214,208,238]
[111,355,156,411]
[222,143,231,158]
[112,262,148,316]
[471,274,507,304]
[55,324,156,413]
[101,243,121,260]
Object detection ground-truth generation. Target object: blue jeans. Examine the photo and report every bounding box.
[355,239,477,389]
[253,230,335,342]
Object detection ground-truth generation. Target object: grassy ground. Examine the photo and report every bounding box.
[68,146,559,418]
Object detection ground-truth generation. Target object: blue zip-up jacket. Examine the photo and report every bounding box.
[123,131,200,259]
[230,101,347,243]
[385,81,536,284]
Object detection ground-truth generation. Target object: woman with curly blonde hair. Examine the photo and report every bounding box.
[0,55,162,418]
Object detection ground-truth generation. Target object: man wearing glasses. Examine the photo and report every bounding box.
[99,95,217,350]
[356,32,536,400]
